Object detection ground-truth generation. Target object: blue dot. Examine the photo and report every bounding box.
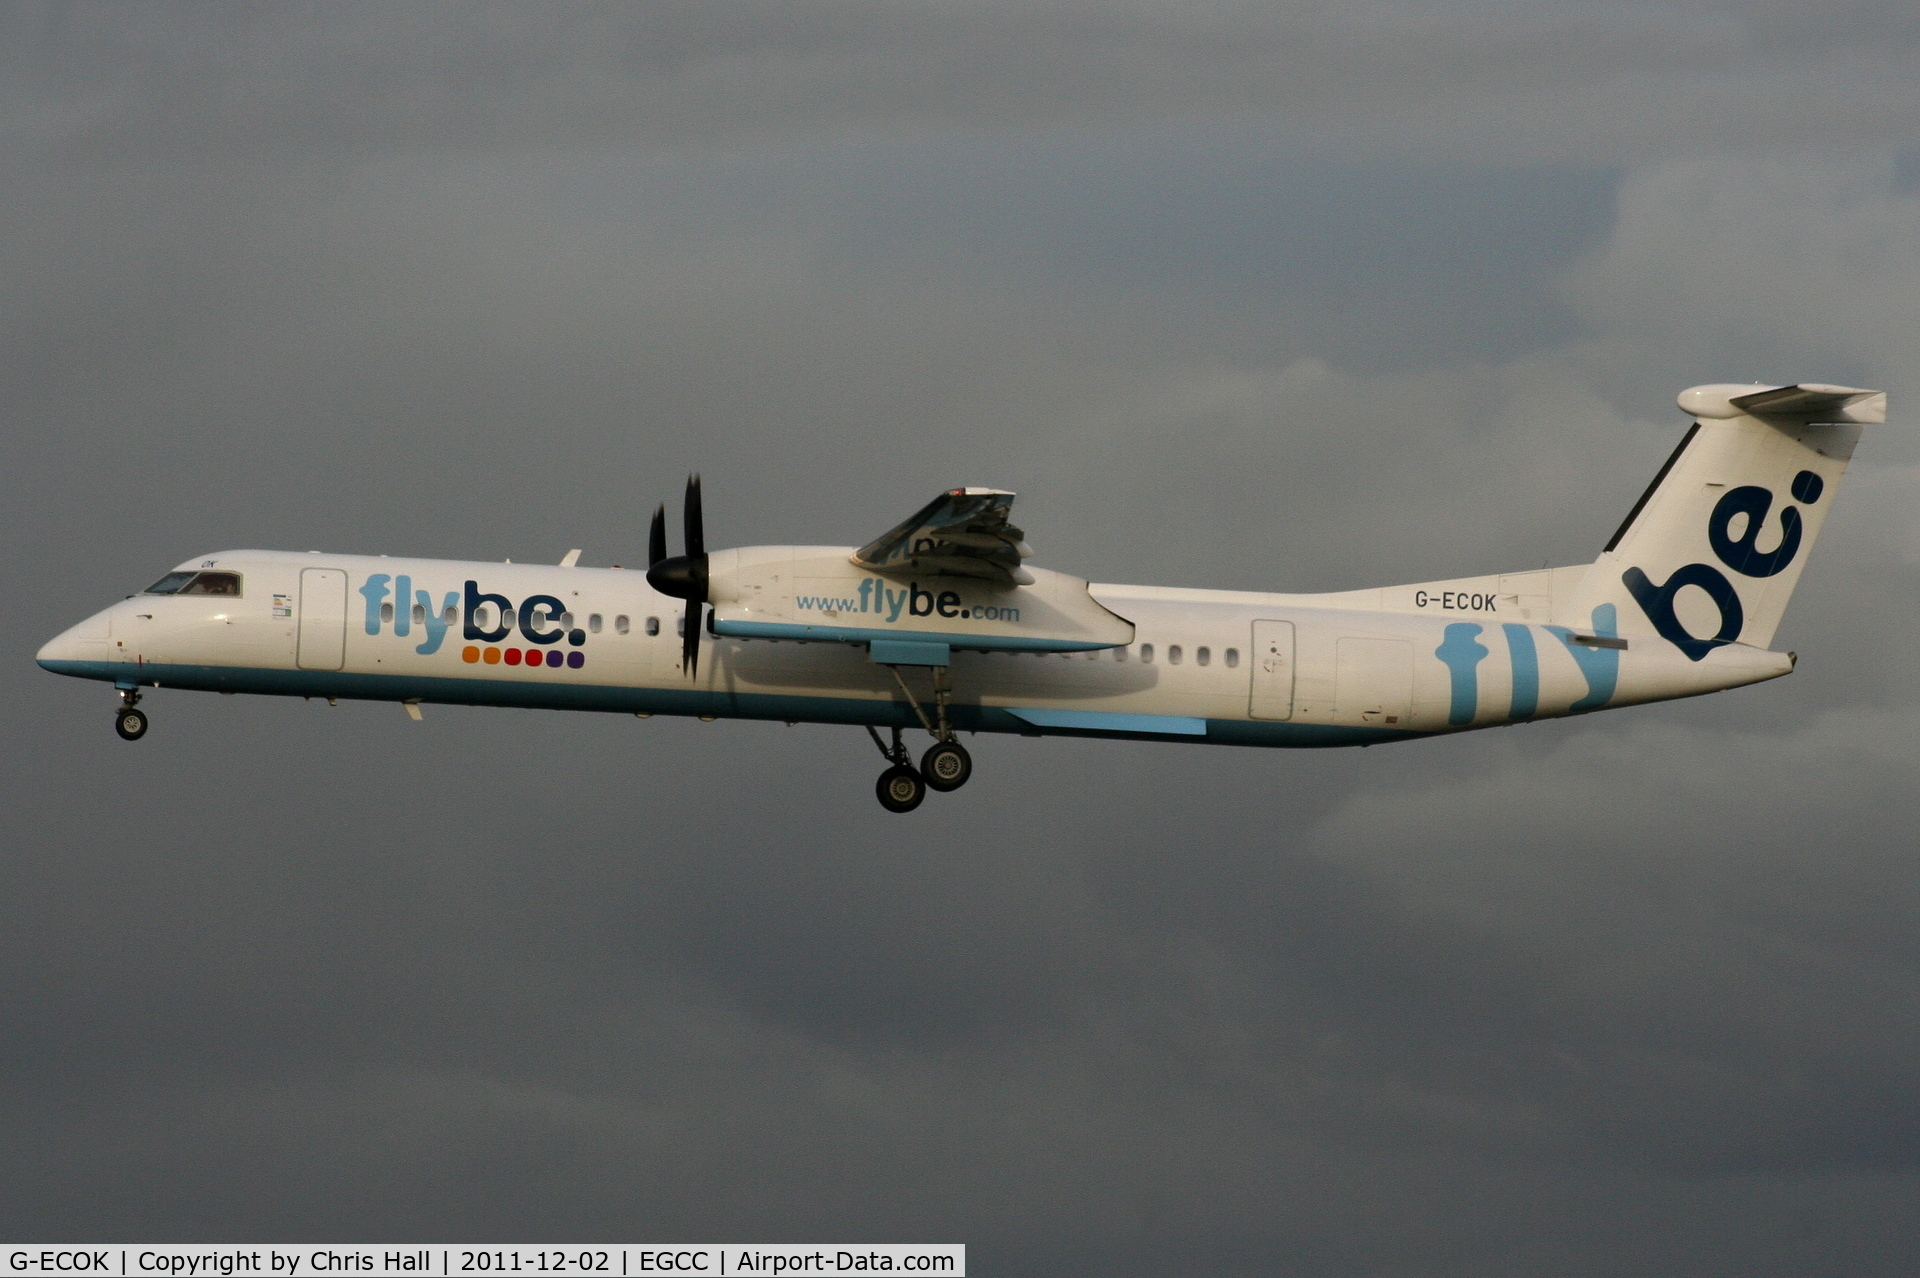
[1791,470,1824,504]
[568,628,586,646]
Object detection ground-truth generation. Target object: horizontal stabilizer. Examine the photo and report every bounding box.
[1678,383,1886,423]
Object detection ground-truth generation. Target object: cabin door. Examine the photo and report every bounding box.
[1248,620,1296,721]
[297,568,348,671]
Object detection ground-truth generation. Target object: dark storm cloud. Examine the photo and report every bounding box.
[7,3,1920,1273]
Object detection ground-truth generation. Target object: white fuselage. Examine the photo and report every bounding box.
[38,547,1791,747]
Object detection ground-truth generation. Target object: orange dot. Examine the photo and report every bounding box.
[483,647,501,664]
[462,646,480,663]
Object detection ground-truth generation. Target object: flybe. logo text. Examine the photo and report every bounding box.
[357,575,590,669]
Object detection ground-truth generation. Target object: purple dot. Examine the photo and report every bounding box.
[545,649,563,667]
[567,651,585,669]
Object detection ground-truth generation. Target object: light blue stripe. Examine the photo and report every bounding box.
[1545,602,1622,712]
[714,618,1115,653]
[1435,622,1489,726]
[1007,707,1207,736]
[38,659,1423,747]
[1502,623,1538,720]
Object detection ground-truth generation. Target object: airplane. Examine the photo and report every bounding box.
[37,381,1889,812]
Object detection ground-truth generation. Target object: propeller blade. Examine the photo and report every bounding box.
[648,504,667,568]
[644,474,709,679]
[684,473,704,560]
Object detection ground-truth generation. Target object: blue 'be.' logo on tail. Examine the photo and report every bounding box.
[1623,469,1824,661]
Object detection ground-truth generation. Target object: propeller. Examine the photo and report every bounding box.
[645,474,709,678]
[648,503,667,570]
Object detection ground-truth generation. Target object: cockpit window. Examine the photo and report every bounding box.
[145,570,242,596]
[180,571,242,596]
[144,572,198,595]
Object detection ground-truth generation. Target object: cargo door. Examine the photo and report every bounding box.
[297,568,348,671]
[1335,637,1413,726]
[1248,620,1296,721]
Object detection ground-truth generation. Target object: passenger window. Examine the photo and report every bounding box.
[1225,648,1240,668]
[443,605,457,624]
[643,616,657,636]
[144,571,198,595]
[1141,643,1155,664]
[1197,646,1210,667]
[503,608,517,627]
[411,603,426,625]
[613,614,629,635]
[380,602,394,623]
[1168,645,1183,665]
[589,614,603,634]
[561,611,574,628]
[1114,646,1128,662]
[473,606,492,629]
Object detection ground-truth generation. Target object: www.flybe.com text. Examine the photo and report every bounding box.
[794,580,1018,624]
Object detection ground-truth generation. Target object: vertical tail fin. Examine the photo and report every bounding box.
[1568,383,1886,656]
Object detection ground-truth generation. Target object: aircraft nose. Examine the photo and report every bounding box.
[37,631,78,666]
[37,608,114,671]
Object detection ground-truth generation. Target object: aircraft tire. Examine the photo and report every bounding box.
[876,765,926,813]
[115,708,148,741]
[921,741,972,792]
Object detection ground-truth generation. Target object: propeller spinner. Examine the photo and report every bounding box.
[645,474,709,678]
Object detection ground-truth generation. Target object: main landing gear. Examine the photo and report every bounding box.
[114,688,148,741]
[866,662,974,812]
[921,740,972,791]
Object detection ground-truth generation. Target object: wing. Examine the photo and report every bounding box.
[851,488,1035,584]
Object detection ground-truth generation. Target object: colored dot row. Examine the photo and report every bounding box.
[462,646,585,669]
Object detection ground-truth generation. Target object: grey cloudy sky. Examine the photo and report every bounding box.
[7,2,1920,1271]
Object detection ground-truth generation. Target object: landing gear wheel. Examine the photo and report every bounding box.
[921,740,972,792]
[115,708,148,741]
[876,765,926,813]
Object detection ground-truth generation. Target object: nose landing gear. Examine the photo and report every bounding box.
[114,688,148,741]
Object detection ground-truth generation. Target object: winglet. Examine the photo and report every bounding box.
[559,549,582,567]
